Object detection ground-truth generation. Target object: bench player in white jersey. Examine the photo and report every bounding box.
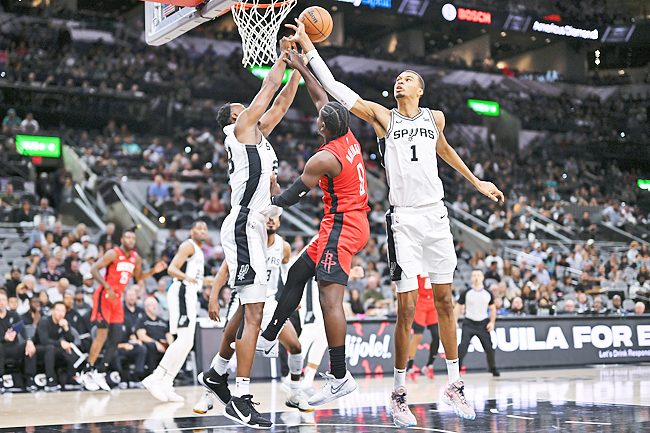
[194,216,313,414]
[286,21,504,425]
[142,221,208,402]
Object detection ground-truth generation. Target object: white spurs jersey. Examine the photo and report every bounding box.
[378,108,444,207]
[265,234,285,299]
[224,124,278,213]
[180,239,205,289]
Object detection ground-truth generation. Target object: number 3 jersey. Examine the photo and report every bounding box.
[318,129,370,214]
[377,108,444,207]
[104,246,137,294]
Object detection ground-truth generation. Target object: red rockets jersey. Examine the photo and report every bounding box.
[103,246,137,294]
[318,129,370,214]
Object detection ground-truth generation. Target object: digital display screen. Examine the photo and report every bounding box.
[15,135,61,158]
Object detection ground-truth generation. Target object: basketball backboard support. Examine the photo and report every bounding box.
[144,0,239,46]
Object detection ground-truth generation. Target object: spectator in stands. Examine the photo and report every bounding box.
[80,236,99,260]
[589,296,608,315]
[506,290,525,313]
[217,285,231,316]
[38,291,52,316]
[0,184,21,210]
[567,249,583,270]
[64,260,83,288]
[348,288,365,316]
[47,278,70,304]
[2,108,22,134]
[123,286,145,342]
[603,201,625,227]
[5,267,22,298]
[493,296,508,315]
[153,279,169,319]
[634,302,645,314]
[471,250,486,270]
[121,136,141,155]
[0,289,37,393]
[73,289,92,318]
[530,242,547,261]
[561,299,577,315]
[534,261,551,285]
[33,301,80,391]
[52,222,66,245]
[626,241,640,263]
[576,292,591,313]
[575,272,593,293]
[455,241,472,263]
[39,257,62,288]
[610,295,626,315]
[21,113,39,134]
[136,297,173,375]
[452,194,469,213]
[63,292,91,352]
[11,199,34,224]
[36,198,56,222]
[63,243,83,273]
[202,192,226,220]
[79,252,96,277]
[22,296,41,327]
[485,249,504,273]
[148,175,169,206]
[29,222,48,249]
[198,285,211,314]
[98,223,116,247]
[484,261,501,283]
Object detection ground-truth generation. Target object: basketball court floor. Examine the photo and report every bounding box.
[1,364,648,432]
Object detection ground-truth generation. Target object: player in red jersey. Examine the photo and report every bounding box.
[406,275,440,380]
[256,50,369,406]
[80,227,167,391]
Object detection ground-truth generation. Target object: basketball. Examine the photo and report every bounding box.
[298,6,333,43]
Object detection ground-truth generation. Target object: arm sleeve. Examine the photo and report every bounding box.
[271,177,311,208]
[305,50,359,110]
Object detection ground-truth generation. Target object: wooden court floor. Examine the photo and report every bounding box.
[1,365,649,432]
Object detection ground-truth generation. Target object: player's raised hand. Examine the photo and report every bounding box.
[153,260,168,274]
[475,180,504,202]
[279,36,293,52]
[283,49,306,69]
[285,19,310,47]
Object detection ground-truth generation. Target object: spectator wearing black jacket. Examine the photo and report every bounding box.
[63,293,91,353]
[136,297,173,375]
[5,268,22,298]
[33,301,80,391]
[0,289,37,392]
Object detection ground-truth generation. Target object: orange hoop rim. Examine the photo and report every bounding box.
[231,0,294,10]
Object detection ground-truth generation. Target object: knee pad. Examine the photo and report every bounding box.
[289,353,303,376]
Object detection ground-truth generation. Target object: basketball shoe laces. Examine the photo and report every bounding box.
[451,382,468,405]
[394,391,409,412]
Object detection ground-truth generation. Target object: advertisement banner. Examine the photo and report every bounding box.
[195,315,650,378]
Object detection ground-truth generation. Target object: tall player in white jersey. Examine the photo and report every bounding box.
[143,221,209,402]
[194,216,313,414]
[214,37,304,430]
[287,22,504,425]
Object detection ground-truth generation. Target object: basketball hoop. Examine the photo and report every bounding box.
[231,0,297,67]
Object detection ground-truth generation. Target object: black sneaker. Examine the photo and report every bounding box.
[491,369,501,377]
[44,377,61,392]
[223,394,273,429]
[198,369,231,405]
[26,378,37,393]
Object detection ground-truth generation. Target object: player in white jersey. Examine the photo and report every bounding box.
[142,221,209,402]
[286,21,504,425]
[214,38,304,429]
[194,216,314,414]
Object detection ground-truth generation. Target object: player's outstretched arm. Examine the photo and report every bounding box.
[283,49,328,111]
[286,20,391,137]
[259,46,303,137]
[133,254,168,282]
[167,240,198,284]
[271,151,341,208]
[433,110,504,203]
[91,249,118,295]
[235,39,291,134]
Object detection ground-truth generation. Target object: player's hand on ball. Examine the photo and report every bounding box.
[476,181,504,202]
[285,19,309,47]
[208,297,221,322]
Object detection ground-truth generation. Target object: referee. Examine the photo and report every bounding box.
[455,268,500,377]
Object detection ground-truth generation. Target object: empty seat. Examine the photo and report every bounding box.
[10,242,29,254]
[1,250,21,263]
[623,299,635,311]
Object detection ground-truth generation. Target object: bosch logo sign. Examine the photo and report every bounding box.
[442,4,491,24]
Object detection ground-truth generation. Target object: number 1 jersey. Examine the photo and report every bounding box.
[377,108,444,207]
[318,129,370,214]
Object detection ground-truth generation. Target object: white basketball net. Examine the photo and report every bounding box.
[231,0,297,68]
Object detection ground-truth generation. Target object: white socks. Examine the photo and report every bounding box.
[211,353,230,376]
[394,367,406,389]
[289,380,300,397]
[446,358,460,383]
[234,377,250,398]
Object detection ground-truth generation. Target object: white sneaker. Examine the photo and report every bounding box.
[301,385,317,398]
[255,336,279,358]
[142,375,169,402]
[286,390,315,412]
[307,371,357,406]
[193,393,214,414]
[89,370,111,391]
[80,372,100,391]
[162,385,185,402]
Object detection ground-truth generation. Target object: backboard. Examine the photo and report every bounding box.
[144,0,239,46]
